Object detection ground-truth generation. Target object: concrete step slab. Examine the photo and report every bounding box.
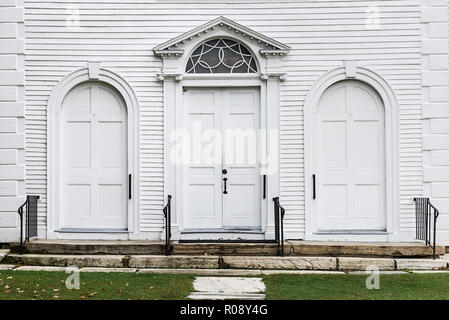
[15,266,68,272]
[193,277,265,294]
[222,256,337,270]
[0,264,15,270]
[188,292,266,300]
[260,270,345,275]
[411,270,449,274]
[338,257,395,271]
[80,267,137,273]
[189,276,266,300]
[395,259,448,270]
[138,268,262,276]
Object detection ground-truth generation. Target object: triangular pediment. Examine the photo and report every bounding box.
[154,16,290,57]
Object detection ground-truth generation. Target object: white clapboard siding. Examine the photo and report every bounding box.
[421,0,449,242]
[24,0,422,239]
[0,1,25,242]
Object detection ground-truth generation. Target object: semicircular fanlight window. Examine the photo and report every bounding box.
[185,39,258,74]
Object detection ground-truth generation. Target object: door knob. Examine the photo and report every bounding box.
[222,169,227,174]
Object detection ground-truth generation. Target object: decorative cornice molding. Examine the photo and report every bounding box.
[260,50,289,57]
[154,50,184,58]
[153,16,290,58]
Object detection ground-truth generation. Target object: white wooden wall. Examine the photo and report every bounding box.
[17,0,436,241]
[422,0,449,243]
[0,0,25,242]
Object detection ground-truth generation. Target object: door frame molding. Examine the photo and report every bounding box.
[46,64,140,239]
[155,17,290,240]
[303,64,400,241]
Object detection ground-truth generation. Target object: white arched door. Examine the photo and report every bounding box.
[59,82,128,230]
[312,80,386,232]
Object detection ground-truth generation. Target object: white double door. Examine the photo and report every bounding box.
[312,80,387,232]
[59,82,128,230]
[182,87,261,230]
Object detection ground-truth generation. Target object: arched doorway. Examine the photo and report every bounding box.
[154,16,290,240]
[311,80,386,232]
[181,38,262,235]
[59,82,128,230]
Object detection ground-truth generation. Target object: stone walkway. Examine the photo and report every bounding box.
[188,277,266,300]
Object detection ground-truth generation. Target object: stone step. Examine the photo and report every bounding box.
[0,249,9,262]
[3,253,448,271]
[8,240,444,258]
[288,241,445,258]
[4,253,126,268]
[9,240,165,255]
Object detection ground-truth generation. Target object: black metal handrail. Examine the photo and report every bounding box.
[163,195,172,255]
[414,197,439,259]
[273,197,285,256]
[17,195,39,254]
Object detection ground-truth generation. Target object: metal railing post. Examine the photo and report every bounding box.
[164,195,172,256]
[273,197,285,256]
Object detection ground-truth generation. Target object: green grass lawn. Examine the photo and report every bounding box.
[3,271,449,300]
[263,273,449,300]
[0,270,194,300]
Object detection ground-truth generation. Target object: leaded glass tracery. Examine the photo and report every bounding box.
[185,39,258,74]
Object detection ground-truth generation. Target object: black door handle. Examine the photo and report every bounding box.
[223,177,228,194]
[312,174,316,199]
[128,174,132,199]
[263,175,266,199]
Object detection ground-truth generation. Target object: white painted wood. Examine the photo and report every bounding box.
[45,67,140,240]
[312,80,386,231]
[0,0,24,242]
[182,87,261,231]
[222,88,261,229]
[421,1,449,244]
[15,1,443,242]
[304,66,400,241]
[182,88,223,229]
[158,23,282,239]
[60,82,128,230]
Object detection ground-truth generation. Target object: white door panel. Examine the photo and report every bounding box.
[183,87,261,231]
[183,89,222,229]
[222,89,260,228]
[313,81,386,231]
[60,83,128,230]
